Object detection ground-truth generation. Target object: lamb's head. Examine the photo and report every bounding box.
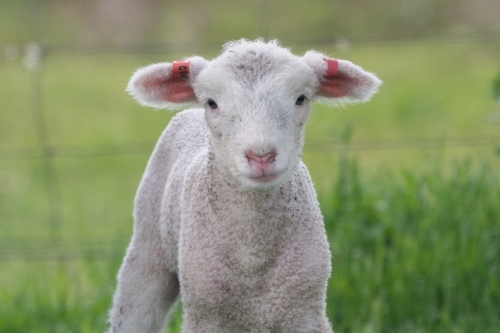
[127,39,381,192]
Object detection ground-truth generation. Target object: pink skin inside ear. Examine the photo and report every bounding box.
[163,79,196,103]
[317,58,347,98]
[138,60,195,104]
[140,76,196,103]
[166,61,195,102]
[317,78,348,98]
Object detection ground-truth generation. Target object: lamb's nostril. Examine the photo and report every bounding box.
[260,151,276,164]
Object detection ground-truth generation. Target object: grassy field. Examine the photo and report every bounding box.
[1,14,500,333]
[324,157,500,332]
[0,157,499,332]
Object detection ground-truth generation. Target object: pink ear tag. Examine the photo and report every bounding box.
[323,58,339,79]
[172,60,190,80]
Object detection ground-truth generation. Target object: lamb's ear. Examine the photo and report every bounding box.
[302,51,382,103]
[126,56,209,109]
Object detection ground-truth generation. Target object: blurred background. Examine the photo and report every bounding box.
[0,0,499,332]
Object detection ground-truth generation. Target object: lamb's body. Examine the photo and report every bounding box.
[111,108,331,332]
[178,109,330,333]
[107,40,381,333]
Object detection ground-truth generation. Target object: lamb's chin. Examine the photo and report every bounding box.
[249,174,278,183]
[235,172,286,193]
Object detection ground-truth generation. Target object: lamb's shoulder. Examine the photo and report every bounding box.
[159,108,209,161]
[133,107,208,222]
[145,108,207,270]
[139,107,206,203]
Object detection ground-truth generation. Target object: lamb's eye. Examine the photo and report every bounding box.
[207,99,219,110]
[295,95,306,106]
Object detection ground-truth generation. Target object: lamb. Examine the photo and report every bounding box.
[106,39,381,333]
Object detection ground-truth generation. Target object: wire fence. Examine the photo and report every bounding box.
[3,30,500,59]
[1,135,500,161]
[0,238,125,261]
[1,0,500,261]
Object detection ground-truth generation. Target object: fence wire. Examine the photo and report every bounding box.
[1,0,500,261]
[1,136,500,161]
[0,238,127,261]
[2,31,500,60]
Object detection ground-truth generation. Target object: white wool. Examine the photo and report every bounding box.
[107,39,381,333]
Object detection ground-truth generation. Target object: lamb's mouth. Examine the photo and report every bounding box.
[248,174,279,183]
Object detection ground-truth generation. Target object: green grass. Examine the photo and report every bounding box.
[323,156,500,332]
[0,259,118,333]
[1,10,500,331]
[1,158,499,332]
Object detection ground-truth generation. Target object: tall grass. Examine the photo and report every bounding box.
[0,259,117,333]
[323,154,500,332]
[1,157,499,332]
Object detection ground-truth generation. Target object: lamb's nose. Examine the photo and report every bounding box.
[245,151,276,169]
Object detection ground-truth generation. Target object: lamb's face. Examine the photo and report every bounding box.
[193,50,318,192]
[126,40,381,193]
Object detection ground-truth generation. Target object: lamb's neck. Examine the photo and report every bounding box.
[206,150,294,229]
[205,151,299,275]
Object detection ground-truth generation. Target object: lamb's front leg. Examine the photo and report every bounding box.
[107,236,179,333]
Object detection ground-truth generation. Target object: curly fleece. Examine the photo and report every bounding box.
[107,39,381,333]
